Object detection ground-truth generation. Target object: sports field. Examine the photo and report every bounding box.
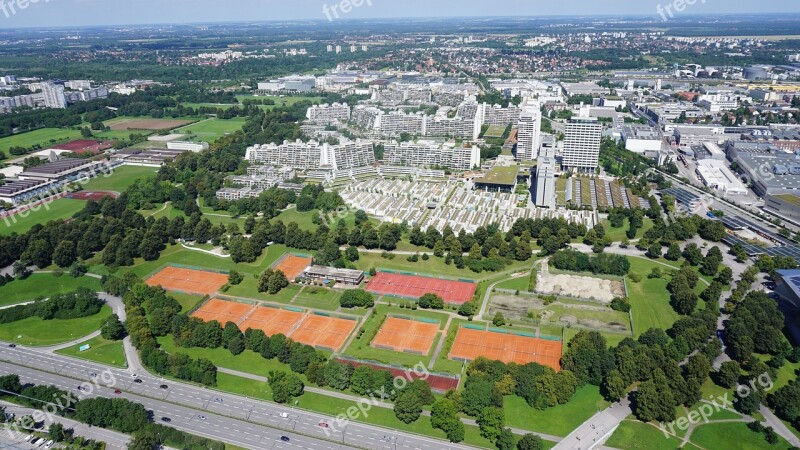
[449,327,563,371]
[192,298,356,351]
[0,128,81,155]
[366,272,477,304]
[272,254,313,281]
[371,317,439,355]
[67,191,119,201]
[174,118,246,143]
[108,118,195,131]
[82,165,158,192]
[145,266,228,295]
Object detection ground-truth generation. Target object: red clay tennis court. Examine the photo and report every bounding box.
[191,298,255,324]
[366,272,477,304]
[239,307,305,337]
[273,254,313,281]
[449,328,562,371]
[146,266,229,295]
[290,314,357,352]
[371,317,439,355]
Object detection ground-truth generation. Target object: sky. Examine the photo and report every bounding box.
[0,0,799,28]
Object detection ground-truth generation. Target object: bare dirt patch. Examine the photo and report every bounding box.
[536,261,624,304]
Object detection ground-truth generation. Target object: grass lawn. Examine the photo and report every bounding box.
[606,420,685,450]
[271,208,320,231]
[236,95,324,109]
[292,286,342,311]
[174,118,246,143]
[0,199,86,236]
[149,203,243,227]
[0,305,111,346]
[158,335,307,382]
[625,257,685,337]
[0,128,81,155]
[225,278,301,304]
[562,327,630,352]
[169,292,207,313]
[495,275,531,291]
[603,217,654,242]
[503,385,609,436]
[354,253,483,282]
[690,422,791,449]
[82,165,159,192]
[56,335,126,368]
[0,274,102,307]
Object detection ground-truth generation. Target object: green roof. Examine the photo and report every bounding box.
[476,166,519,186]
[774,194,800,207]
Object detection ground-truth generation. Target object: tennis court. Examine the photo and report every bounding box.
[239,307,305,337]
[146,266,229,295]
[290,314,357,352]
[272,254,313,281]
[449,328,562,371]
[366,272,477,304]
[371,317,439,354]
[191,298,255,324]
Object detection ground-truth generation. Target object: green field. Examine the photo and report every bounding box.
[603,217,654,242]
[236,95,324,109]
[56,335,127,368]
[606,420,687,450]
[503,385,609,436]
[292,286,342,311]
[354,252,484,282]
[495,274,531,291]
[0,305,111,346]
[225,278,301,304]
[169,292,207,313]
[82,165,159,192]
[0,274,102,307]
[690,422,791,450]
[0,199,86,235]
[174,118,246,143]
[0,128,81,155]
[626,257,685,337]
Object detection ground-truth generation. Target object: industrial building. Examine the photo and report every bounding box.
[726,142,800,197]
[620,125,662,154]
[695,159,749,196]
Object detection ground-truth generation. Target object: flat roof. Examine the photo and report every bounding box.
[475,166,519,186]
[306,265,364,279]
[773,193,800,206]
[20,158,96,175]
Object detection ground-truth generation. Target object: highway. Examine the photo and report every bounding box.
[0,345,479,450]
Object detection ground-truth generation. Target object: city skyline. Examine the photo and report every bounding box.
[1,0,800,28]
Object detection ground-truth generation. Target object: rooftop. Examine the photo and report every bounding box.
[475,166,519,186]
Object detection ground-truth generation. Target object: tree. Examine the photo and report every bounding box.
[267,270,289,294]
[496,428,514,450]
[493,312,506,327]
[52,240,77,268]
[716,361,741,388]
[601,370,628,401]
[477,407,505,443]
[632,373,676,423]
[101,314,126,341]
[431,398,464,443]
[345,246,360,262]
[517,434,544,450]
[665,243,681,261]
[394,391,423,424]
[228,270,244,286]
[418,293,444,310]
[339,290,374,308]
[269,371,304,404]
[647,242,662,259]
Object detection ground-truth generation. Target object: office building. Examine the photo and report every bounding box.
[562,110,602,172]
[516,101,542,161]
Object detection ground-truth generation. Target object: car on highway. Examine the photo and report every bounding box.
[89,372,97,378]
[114,389,122,395]
[318,422,329,428]
[280,436,290,442]
[131,373,138,378]
[161,417,171,423]
[8,344,15,348]
[133,378,143,384]
[159,384,168,389]
[198,415,206,420]
[279,412,289,418]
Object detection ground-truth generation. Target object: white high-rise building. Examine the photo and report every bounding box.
[42,82,67,109]
[562,115,602,172]
[516,100,542,161]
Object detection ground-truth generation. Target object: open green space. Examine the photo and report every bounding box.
[169,292,207,313]
[292,286,342,311]
[625,257,691,337]
[690,421,791,450]
[225,278,301,304]
[353,252,517,282]
[236,95,325,109]
[56,335,127,368]
[148,203,243,227]
[158,335,307,382]
[562,327,629,352]
[606,420,686,450]
[82,165,159,192]
[0,128,81,155]
[495,274,531,291]
[503,385,609,437]
[0,199,86,236]
[0,274,102,307]
[603,217,654,242]
[174,118,246,143]
[271,208,320,231]
[0,305,111,346]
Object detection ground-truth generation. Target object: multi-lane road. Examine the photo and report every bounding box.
[0,345,478,450]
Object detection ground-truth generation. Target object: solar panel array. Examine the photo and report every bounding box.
[661,188,701,207]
